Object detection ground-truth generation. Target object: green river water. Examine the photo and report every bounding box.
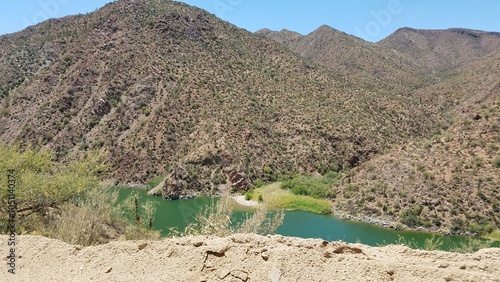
[116,188,499,251]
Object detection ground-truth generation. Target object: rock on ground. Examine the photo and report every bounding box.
[1,234,499,281]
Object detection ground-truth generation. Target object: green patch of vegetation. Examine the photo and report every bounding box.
[482,229,500,241]
[253,178,264,188]
[281,171,339,199]
[400,205,424,227]
[141,107,151,116]
[493,155,500,168]
[146,176,164,190]
[250,183,332,214]
[245,189,254,201]
[258,194,264,203]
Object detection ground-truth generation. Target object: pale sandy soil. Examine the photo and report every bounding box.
[233,195,259,207]
[1,234,499,282]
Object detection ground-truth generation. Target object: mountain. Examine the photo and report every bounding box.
[379,27,500,72]
[256,25,430,95]
[260,24,500,233]
[335,51,500,234]
[0,0,439,198]
[1,0,498,233]
[254,28,303,46]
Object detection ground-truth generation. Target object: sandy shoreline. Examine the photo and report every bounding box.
[232,195,259,207]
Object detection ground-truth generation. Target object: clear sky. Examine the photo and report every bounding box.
[0,0,499,42]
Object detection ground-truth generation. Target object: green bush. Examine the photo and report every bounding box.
[146,176,164,190]
[0,144,105,235]
[400,205,424,227]
[493,155,500,168]
[258,194,263,203]
[253,178,264,188]
[281,172,339,199]
[245,189,254,201]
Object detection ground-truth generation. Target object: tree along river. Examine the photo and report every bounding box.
[116,188,499,251]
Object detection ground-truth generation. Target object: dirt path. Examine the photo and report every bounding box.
[1,234,499,281]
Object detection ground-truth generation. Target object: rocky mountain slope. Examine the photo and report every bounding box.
[258,24,500,233]
[335,52,500,234]
[256,25,429,95]
[2,234,500,281]
[0,0,499,233]
[0,0,440,196]
[379,27,500,72]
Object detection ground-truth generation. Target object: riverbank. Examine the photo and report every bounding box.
[2,234,499,281]
[245,182,332,214]
[117,185,500,241]
[232,195,259,207]
[332,210,500,240]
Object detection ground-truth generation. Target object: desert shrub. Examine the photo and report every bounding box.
[379,235,442,251]
[253,178,264,188]
[281,172,339,199]
[343,183,359,199]
[379,235,494,253]
[50,187,123,246]
[146,176,164,190]
[245,189,254,200]
[0,144,159,243]
[0,144,105,234]
[449,238,495,253]
[400,205,424,227]
[262,166,277,182]
[493,155,500,168]
[451,217,465,233]
[108,191,161,241]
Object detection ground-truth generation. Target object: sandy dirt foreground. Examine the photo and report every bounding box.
[1,234,499,282]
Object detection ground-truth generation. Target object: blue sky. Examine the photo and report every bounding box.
[0,0,499,42]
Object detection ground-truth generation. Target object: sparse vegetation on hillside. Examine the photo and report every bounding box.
[0,0,447,200]
[336,92,500,234]
[0,0,499,237]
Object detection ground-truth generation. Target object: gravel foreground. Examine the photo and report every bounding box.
[1,234,499,282]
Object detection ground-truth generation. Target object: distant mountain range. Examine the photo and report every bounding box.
[1,0,499,234]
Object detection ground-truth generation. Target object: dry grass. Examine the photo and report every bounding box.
[50,187,122,246]
[183,197,284,236]
[50,187,160,245]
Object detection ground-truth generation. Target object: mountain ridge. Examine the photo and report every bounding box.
[0,0,440,195]
[1,0,499,233]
